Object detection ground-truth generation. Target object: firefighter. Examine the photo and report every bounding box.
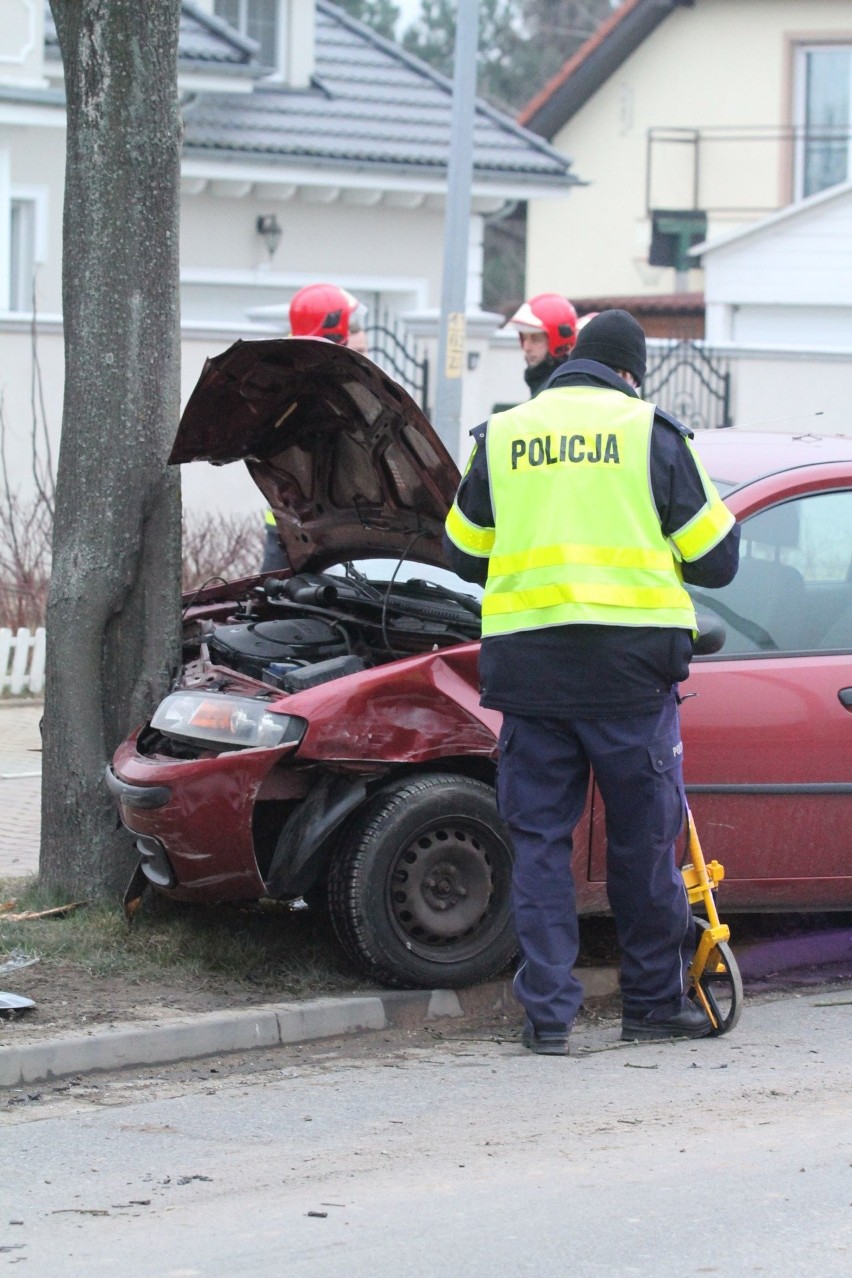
[261,284,365,574]
[443,310,741,1055]
[287,282,362,344]
[508,293,578,398]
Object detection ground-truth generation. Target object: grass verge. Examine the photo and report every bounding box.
[0,874,370,1001]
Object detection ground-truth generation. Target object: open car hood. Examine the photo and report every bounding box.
[170,338,461,574]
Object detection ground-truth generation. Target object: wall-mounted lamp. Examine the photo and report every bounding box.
[467,351,480,372]
[256,213,283,259]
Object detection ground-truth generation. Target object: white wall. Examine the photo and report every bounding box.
[721,346,851,437]
[4,322,849,531]
[0,317,530,518]
[0,0,46,89]
[180,193,445,307]
[0,324,265,520]
[701,186,852,349]
[0,124,65,315]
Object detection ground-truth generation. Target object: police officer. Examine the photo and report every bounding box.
[443,310,741,1055]
[508,293,578,398]
[261,284,366,574]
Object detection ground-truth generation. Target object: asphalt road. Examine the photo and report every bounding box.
[2,986,851,1277]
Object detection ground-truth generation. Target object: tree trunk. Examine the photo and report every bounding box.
[41,0,183,899]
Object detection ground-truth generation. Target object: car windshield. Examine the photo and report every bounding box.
[325,558,484,602]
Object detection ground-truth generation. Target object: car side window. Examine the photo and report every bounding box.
[690,489,852,656]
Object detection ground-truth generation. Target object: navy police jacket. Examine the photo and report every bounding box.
[442,360,741,718]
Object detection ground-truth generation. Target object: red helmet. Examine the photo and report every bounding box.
[289,283,360,344]
[509,293,578,359]
[575,311,600,334]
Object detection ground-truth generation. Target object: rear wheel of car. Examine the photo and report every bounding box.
[328,773,516,989]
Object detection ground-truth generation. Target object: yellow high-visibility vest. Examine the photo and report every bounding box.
[447,386,733,639]
[264,508,277,528]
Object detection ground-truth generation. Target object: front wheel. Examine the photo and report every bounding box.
[689,916,744,1035]
[328,773,517,988]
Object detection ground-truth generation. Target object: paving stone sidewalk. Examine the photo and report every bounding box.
[0,700,42,879]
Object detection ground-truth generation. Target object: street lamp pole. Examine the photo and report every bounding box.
[433,0,480,459]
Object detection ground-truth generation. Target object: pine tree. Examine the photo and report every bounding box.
[401,0,616,113]
[335,0,402,40]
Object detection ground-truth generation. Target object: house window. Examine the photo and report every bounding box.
[9,198,36,313]
[214,0,278,68]
[796,44,852,199]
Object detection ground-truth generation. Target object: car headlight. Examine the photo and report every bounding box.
[151,691,307,750]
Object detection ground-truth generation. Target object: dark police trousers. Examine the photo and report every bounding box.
[497,690,692,1030]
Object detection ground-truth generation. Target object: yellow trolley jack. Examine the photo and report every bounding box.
[682,808,743,1035]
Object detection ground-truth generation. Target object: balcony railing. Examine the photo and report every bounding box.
[646,124,851,218]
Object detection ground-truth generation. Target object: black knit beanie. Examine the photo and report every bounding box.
[569,309,647,385]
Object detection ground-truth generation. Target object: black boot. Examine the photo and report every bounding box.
[621,1002,712,1041]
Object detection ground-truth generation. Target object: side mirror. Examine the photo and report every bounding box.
[693,613,726,656]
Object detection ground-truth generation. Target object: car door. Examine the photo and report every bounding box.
[588,481,852,911]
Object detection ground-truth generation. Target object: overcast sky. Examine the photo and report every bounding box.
[396,0,422,32]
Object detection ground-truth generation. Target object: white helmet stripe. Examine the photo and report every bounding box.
[509,301,545,331]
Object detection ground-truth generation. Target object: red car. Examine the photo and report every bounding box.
[107,340,852,988]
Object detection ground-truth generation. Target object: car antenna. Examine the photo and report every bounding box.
[719,409,824,430]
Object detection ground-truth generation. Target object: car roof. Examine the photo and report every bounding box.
[691,430,852,491]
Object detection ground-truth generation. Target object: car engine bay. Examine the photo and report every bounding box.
[192,566,482,694]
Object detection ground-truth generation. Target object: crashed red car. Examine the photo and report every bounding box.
[108,339,514,989]
[108,340,852,988]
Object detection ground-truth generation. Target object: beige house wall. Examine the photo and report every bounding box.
[526,0,850,301]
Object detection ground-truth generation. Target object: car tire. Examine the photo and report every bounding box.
[328,773,517,989]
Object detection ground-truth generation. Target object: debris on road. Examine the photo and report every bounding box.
[1,901,87,922]
[0,992,35,1013]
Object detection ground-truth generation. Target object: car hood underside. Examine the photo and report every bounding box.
[170,338,461,573]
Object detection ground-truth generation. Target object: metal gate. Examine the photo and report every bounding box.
[365,313,430,412]
[644,342,731,431]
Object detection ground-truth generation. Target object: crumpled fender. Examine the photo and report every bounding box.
[280,644,501,766]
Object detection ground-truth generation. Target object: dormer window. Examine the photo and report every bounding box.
[215,0,278,69]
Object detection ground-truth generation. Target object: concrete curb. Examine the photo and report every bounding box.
[6,928,847,1089]
[0,969,621,1089]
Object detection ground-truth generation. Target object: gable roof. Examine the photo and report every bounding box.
[519,0,690,138]
[179,2,576,186]
[690,178,852,258]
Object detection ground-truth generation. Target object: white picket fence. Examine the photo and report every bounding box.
[0,627,47,696]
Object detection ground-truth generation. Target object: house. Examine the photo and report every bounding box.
[518,0,852,324]
[0,0,576,515]
[690,178,852,436]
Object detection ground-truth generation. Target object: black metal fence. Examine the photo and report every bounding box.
[365,312,430,412]
[644,341,732,431]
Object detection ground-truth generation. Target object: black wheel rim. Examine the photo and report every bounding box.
[385,814,511,965]
[692,917,744,1035]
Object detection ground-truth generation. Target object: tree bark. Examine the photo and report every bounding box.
[41,0,183,899]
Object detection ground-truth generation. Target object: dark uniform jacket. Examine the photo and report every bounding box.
[443,359,741,718]
[524,353,560,398]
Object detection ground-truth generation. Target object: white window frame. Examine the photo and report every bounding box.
[213,0,281,73]
[6,185,48,314]
[793,42,852,200]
